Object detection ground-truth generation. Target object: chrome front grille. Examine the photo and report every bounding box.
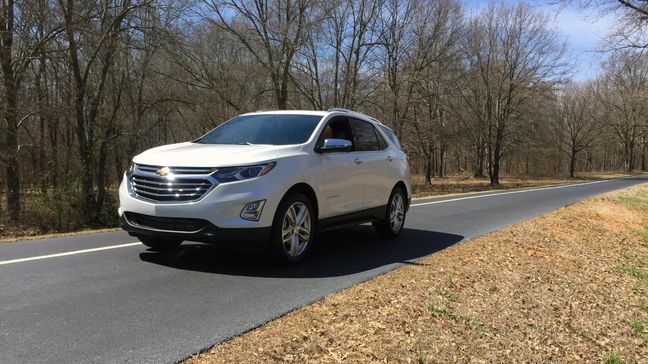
[128,164,216,202]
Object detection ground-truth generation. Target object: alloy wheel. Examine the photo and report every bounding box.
[281,202,311,257]
[390,193,405,232]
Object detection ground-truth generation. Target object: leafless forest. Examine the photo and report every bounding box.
[0,0,646,232]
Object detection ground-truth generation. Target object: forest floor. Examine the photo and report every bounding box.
[0,172,638,242]
[186,183,648,363]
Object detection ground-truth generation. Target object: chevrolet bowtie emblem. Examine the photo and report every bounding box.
[156,167,171,176]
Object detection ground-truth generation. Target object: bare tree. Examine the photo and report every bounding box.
[555,0,648,50]
[57,0,147,224]
[403,0,463,182]
[292,0,382,109]
[458,3,568,185]
[554,83,601,177]
[201,0,317,109]
[0,0,645,234]
[597,50,648,172]
[0,0,61,221]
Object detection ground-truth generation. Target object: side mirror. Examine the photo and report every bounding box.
[317,138,352,153]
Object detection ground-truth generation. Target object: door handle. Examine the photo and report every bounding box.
[353,158,363,165]
[387,155,394,162]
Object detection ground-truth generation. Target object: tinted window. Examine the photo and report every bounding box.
[350,119,380,151]
[196,114,322,145]
[379,125,401,149]
[375,128,388,150]
[317,116,353,148]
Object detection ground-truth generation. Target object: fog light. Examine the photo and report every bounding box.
[240,200,266,221]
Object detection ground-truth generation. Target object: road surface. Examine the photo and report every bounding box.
[1,176,646,363]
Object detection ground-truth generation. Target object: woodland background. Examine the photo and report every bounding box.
[0,0,646,233]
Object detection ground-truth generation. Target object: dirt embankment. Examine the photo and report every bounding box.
[187,183,648,363]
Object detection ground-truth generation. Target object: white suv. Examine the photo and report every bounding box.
[118,109,411,262]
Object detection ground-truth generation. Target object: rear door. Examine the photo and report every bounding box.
[349,118,393,209]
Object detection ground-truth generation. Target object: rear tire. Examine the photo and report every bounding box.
[270,192,316,263]
[374,187,407,238]
[138,236,183,251]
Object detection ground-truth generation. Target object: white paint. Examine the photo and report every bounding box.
[0,242,141,266]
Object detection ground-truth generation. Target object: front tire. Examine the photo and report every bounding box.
[138,236,183,251]
[270,192,316,263]
[374,187,407,238]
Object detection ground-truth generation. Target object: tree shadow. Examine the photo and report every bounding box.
[139,225,463,278]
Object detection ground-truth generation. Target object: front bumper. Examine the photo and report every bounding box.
[118,171,285,227]
[120,213,271,249]
[118,170,287,248]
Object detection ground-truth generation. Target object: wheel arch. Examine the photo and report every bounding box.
[393,180,410,209]
[284,182,319,220]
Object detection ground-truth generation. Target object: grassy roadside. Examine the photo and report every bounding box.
[0,172,636,243]
[0,228,120,244]
[186,183,648,363]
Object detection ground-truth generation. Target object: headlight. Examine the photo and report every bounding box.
[212,162,276,183]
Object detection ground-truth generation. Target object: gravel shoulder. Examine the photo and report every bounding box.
[186,183,648,363]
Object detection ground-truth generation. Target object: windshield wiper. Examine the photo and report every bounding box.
[238,142,255,146]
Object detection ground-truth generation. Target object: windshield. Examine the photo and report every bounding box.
[195,114,322,145]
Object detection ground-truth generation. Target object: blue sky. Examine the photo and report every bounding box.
[462,0,618,81]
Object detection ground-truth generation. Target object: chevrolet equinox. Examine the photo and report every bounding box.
[119,109,411,262]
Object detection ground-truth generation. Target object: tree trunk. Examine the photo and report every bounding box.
[641,140,646,171]
[474,142,485,178]
[569,146,576,178]
[490,133,502,186]
[425,150,432,185]
[0,0,21,222]
[438,143,445,178]
[3,83,20,222]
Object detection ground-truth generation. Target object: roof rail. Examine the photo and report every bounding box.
[326,107,383,125]
[326,107,352,113]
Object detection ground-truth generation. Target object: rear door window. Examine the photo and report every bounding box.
[350,119,380,151]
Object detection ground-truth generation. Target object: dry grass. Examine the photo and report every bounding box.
[187,183,648,363]
[411,172,633,198]
[0,227,121,244]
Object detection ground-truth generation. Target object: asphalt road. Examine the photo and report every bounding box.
[1,176,646,363]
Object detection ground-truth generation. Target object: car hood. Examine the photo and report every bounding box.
[132,142,303,167]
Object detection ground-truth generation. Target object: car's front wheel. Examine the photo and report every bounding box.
[374,186,407,238]
[270,192,316,263]
[138,236,183,251]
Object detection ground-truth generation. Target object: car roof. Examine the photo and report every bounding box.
[241,109,392,130]
[240,110,329,117]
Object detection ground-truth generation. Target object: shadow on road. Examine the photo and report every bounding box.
[139,225,463,278]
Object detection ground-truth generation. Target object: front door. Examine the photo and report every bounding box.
[316,116,365,218]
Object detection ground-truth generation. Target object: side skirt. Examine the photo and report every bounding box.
[318,205,387,232]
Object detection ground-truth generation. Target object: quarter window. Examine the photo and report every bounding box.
[375,128,388,150]
[379,125,401,149]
